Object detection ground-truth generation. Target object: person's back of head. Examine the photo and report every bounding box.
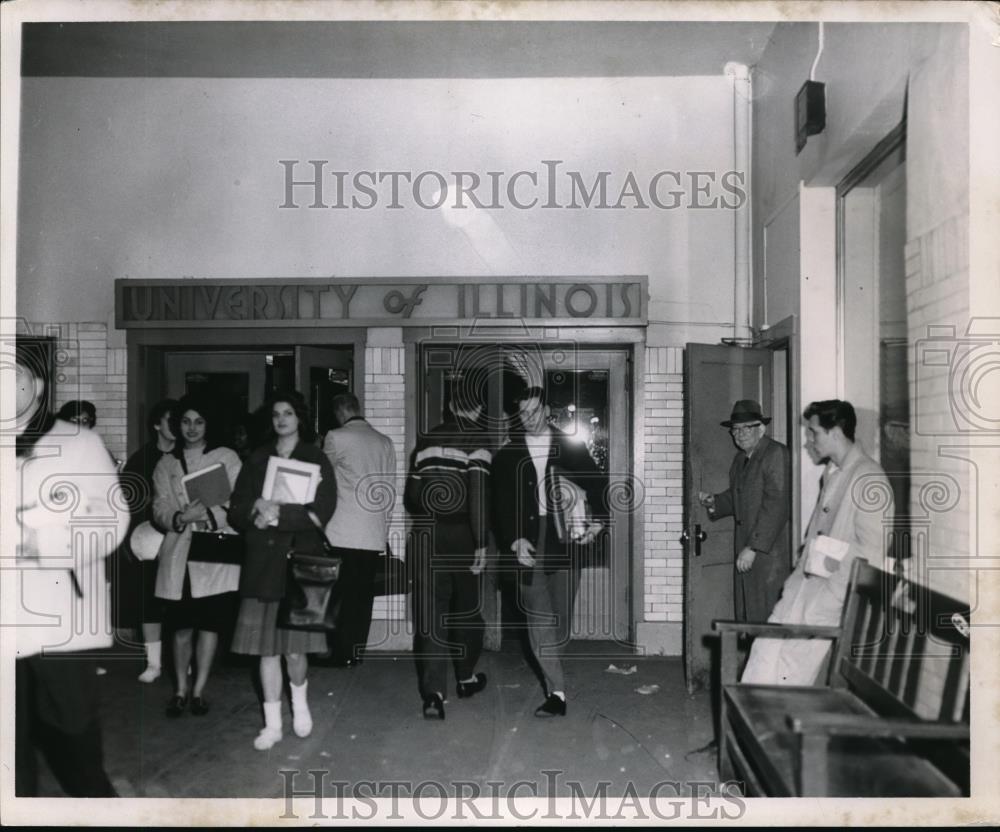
[332,392,362,428]
[447,375,486,422]
[57,399,97,428]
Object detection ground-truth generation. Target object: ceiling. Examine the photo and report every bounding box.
[22,21,778,78]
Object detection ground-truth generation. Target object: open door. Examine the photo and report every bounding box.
[683,343,773,693]
[295,346,354,440]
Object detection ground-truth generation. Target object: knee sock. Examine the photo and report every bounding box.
[138,641,162,682]
[290,680,312,738]
[254,700,283,750]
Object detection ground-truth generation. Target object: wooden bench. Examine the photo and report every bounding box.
[714,558,970,797]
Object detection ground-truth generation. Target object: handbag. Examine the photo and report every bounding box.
[373,543,409,596]
[277,511,343,631]
[178,453,244,564]
[187,510,244,564]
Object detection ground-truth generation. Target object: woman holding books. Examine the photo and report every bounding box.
[152,393,242,717]
[229,390,337,751]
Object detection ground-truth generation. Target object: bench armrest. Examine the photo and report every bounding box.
[787,712,970,741]
[715,620,842,639]
[716,621,843,686]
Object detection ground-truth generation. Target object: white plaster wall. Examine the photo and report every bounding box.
[17,75,741,348]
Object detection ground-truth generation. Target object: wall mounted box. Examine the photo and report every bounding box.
[795,80,826,153]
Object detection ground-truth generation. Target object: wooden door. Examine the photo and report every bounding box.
[683,343,773,692]
[295,346,354,440]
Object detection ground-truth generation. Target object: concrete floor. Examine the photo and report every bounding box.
[35,641,718,801]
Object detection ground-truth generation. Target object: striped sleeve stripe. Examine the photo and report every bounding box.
[415,445,469,466]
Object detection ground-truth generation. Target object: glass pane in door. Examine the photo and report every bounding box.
[184,370,249,445]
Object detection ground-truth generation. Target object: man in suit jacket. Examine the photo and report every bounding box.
[492,386,608,718]
[323,392,396,666]
[741,399,893,685]
[699,399,791,622]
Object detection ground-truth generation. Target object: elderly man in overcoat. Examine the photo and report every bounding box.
[699,399,791,623]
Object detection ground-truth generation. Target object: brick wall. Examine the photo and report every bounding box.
[905,212,972,718]
[363,344,408,627]
[28,321,128,464]
[904,213,971,605]
[643,347,684,625]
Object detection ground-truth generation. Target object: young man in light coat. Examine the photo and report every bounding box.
[741,399,893,685]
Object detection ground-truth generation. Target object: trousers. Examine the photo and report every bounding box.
[328,547,380,661]
[517,516,581,694]
[412,558,483,699]
[15,654,116,797]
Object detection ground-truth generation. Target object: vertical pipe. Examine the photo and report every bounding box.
[725,62,753,341]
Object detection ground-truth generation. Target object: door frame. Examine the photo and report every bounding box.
[125,327,366,454]
[755,314,800,559]
[404,324,644,646]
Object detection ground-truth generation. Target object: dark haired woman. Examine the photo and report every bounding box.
[152,394,242,717]
[230,391,337,750]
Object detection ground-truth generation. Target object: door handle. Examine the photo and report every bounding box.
[679,526,708,555]
[693,524,708,557]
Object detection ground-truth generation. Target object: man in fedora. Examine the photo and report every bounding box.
[698,399,791,622]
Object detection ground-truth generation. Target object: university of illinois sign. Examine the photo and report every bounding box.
[115,277,647,328]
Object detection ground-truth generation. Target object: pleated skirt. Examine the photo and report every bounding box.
[231,597,327,656]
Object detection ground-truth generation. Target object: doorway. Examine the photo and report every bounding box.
[415,342,632,645]
[682,342,789,693]
[838,122,909,561]
[155,344,353,449]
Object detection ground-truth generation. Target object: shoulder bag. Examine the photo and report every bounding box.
[277,511,343,631]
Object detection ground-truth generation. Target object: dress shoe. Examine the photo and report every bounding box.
[534,693,567,717]
[190,696,210,716]
[422,693,445,720]
[165,694,188,717]
[456,673,488,699]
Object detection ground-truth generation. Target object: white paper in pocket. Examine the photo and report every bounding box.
[804,535,850,578]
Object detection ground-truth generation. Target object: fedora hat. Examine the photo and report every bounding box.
[721,399,771,428]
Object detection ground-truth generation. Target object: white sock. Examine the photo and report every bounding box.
[138,641,162,682]
[254,700,283,750]
[460,675,478,684]
[290,680,312,738]
[552,690,566,701]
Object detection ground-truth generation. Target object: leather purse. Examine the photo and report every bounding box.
[278,511,343,631]
[187,510,244,564]
[178,454,243,564]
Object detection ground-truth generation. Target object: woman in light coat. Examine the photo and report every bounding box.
[152,393,241,717]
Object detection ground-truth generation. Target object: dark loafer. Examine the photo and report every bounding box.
[422,693,445,720]
[165,695,188,718]
[456,673,488,699]
[534,693,567,718]
[190,696,210,716]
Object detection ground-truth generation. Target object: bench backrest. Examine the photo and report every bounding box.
[831,558,970,792]
[832,559,970,723]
